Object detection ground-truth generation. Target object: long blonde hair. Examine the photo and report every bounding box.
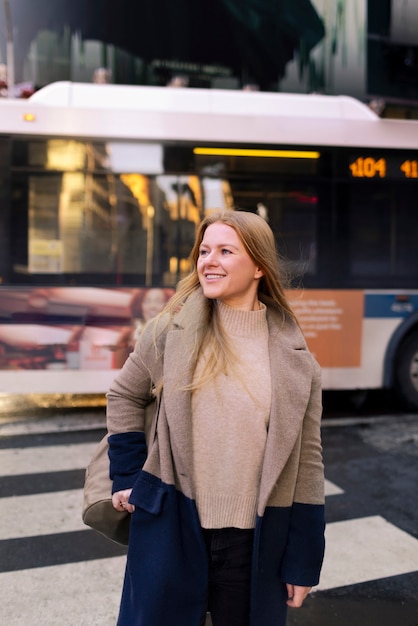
[157,210,296,389]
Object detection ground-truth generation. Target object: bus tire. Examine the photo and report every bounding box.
[394,330,418,411]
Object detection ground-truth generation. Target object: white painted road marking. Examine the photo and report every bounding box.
[0,489,86,540]
[317,515,418,591]
[0,443,97,475]
[324,478,344,496]
[0,557,126,626]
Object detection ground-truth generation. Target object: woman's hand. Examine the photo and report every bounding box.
[286,584,312,608]
[112,488,135,514]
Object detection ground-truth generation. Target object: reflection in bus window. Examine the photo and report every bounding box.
[14,164,208,285]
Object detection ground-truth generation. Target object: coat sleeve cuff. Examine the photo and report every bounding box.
[280,502,326,586]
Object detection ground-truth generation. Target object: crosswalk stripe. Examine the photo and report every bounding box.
[0,481,341,541]
[0,556,126,626]
[0,415,106,437]
[0,490,86,540]
[317,515,418,591]
[324,478,344,496]
[0,443,97,476]
[0,478,341,541]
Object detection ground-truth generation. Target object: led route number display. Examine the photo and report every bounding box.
[349,156,418,179]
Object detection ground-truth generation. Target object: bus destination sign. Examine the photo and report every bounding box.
[349,156,418,180]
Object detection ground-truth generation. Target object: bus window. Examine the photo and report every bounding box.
[154,175,202,283]
[10,141,208,286]
[348,183,418,284]
[348,185,392,277]
[394,187,418,276]
[228,179,318,282]
[13,172,153,278]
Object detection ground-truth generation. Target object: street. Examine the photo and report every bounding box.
[290,409,418,626]
[0,404,417,625]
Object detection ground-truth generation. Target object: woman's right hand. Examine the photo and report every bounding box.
[112,488,135,513]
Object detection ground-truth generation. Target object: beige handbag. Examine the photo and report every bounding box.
[82,399,158,545]
[82,434,131,545]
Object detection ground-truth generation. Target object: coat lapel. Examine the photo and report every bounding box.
[160,291,207,485]
[257,310,314,512]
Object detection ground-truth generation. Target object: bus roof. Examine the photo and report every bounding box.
[1,82,417,151]
[29,81,377,121]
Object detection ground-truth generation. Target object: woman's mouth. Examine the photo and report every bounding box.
[205,274,225,280]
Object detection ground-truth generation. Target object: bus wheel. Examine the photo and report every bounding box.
[394,331,418,411]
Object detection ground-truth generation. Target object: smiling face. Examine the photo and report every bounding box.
[197,222,263,310]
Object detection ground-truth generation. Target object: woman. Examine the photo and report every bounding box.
[107,210,325,626]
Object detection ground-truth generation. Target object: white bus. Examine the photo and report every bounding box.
[0,82,417,412]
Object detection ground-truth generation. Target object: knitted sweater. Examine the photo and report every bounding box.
[191,300,271,529]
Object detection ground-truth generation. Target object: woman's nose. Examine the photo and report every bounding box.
[205,252,219,265]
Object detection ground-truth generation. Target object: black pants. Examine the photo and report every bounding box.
[200,528,254,626]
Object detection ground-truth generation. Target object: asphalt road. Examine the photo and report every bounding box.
[0,403,417,626]
[289,410,418,626]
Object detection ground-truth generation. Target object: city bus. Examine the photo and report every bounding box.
[0,81,417,413]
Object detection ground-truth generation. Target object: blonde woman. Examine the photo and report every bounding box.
[107,210,325,626]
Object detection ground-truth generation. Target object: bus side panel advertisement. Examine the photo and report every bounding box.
[0,287,174,372]
[0,287,363,372]
[287,289,364,367]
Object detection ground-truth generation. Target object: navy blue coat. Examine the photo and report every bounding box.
[107,290,325,626]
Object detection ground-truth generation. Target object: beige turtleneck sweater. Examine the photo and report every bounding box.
[191,300,271,529]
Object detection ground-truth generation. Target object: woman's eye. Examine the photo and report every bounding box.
[199,249,208,256]
[221,249,231,255]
